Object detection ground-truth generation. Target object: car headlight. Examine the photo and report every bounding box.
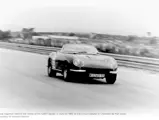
[106,58,118,69]
[112,60,118,69]
[73,58,84,67]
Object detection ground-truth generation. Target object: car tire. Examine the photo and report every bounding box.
[63,69,71,82]
[105,73,117,84]
[47,64,56,77]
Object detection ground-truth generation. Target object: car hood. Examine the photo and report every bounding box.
[74,54,117,69]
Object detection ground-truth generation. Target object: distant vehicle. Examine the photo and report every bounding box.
[47,44,118,84]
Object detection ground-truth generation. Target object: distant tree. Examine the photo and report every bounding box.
[0,30,11,39]
[2,30,11,38]
[21,28,35,40]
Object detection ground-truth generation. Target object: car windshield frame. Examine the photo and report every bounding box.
[60,44,99,54]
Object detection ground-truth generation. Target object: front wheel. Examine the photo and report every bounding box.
[63,69,72,82]
[47,65,56,77]
[105,73,117,84]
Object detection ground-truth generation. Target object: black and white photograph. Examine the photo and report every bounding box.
[0,0,159,119]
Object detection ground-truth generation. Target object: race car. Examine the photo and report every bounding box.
[47,44,118,84]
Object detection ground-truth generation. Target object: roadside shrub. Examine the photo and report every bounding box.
[105,44,118,53]
[149,38,158,45]
[95,43,106,52]
[69,33,76,36]
[117,47,126,55]
[139,47,150,57]
[50,39,81,47]
[4,35,159,59]
[150,49,159,58]
[95,43,118,54]
[127,35,137,42]
[130,48,141,56]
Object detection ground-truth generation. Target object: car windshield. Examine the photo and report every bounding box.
[61,44,98,54]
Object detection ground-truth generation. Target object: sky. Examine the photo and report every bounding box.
[0,0,159,36]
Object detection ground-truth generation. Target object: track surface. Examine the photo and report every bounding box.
[0,48,159,116]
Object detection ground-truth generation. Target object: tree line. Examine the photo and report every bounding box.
[0,30,11,39]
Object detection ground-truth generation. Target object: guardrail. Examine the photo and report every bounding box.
[0,41,159,72]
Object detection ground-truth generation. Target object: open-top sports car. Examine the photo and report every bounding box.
[47,44,118,84]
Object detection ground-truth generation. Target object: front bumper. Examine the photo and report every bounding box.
[69,68,117,78]
[109,70,118,74]
[70,69,86,72]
